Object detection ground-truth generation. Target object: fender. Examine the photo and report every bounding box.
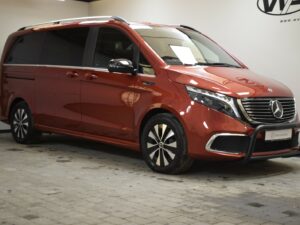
[135,103,188,141]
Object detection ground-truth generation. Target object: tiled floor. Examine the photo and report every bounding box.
[0,132,299,225]
[0,122,9,130]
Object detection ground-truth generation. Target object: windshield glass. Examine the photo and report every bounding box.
[133,25,241,67]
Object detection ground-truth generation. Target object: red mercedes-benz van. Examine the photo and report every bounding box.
[0,16,299,173]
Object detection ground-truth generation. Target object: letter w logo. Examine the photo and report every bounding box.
[263,0,286,12]
[257,0,300,15]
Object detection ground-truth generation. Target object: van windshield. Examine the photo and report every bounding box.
[132,25,241,68]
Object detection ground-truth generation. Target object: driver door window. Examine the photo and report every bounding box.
[93,27,155,76]
[93,28,134,68]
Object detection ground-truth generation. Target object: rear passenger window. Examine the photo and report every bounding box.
[93,27,135,68]
[40,27,88,66]
[5,32,45,64]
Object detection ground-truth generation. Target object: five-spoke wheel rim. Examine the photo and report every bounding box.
[13,108,29,139]
[146,123,178,167]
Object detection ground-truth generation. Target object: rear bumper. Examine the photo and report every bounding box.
[205,123,300,161]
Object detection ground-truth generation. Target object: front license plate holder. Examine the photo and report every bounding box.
[265,129,292,141]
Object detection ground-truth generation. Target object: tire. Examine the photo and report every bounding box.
[10,101,41,144]
[141,113,194,174]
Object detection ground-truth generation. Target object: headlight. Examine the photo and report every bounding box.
[186,85,240,118]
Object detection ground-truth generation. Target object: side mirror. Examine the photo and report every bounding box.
[108,59,136,75]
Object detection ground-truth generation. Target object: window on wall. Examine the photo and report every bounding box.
[5,32,45,64]
[40,27,89,66]
[93,27,135,68]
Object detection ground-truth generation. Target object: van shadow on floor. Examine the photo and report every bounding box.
[19,134,298,181]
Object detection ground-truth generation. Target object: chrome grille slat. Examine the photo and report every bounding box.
[282,107,295,109]
[247,112,273,115]
[283,113,295,116]
[244,109,295,112]
[243,106,270,107]
[239,97,296,124]
[246,111,295,116]
[243,101,295,103]
[243,103,269,105]
[251,116,294,119]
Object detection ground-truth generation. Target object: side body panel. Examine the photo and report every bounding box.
[34,66,82,132]
[81,69,138,140]
[0,33,18,121]
[1,65,36,122]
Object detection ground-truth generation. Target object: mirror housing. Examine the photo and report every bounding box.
[108,59,137,75]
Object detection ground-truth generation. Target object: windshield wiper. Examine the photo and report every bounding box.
[196,62,241,68]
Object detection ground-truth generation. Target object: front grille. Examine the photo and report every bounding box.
[239,98,296,124]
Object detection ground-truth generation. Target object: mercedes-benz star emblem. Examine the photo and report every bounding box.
[270,100,284,119]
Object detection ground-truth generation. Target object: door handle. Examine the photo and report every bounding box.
[142,81,155,86]
[85,73,98,80]
[66,71,79,78]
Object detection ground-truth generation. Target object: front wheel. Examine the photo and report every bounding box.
[141,113,194,174]
[10,102,41,144]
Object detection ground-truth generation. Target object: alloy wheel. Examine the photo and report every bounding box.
[12,108,29,139]
[146,123,178,167]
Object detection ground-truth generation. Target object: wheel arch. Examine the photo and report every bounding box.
[138,106,186,141]
[8,97,27,121]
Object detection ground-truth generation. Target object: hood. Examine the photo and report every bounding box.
[166,66,293,98]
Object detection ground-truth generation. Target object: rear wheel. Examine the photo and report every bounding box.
[10,102,41,144]
[141,113,194,174]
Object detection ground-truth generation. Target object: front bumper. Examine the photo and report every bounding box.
[206,123,300,161]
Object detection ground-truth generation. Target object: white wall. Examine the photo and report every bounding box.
[0,0,89,54]
[89,0,300,112]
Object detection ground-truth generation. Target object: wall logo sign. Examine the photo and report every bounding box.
[257,0,300,15]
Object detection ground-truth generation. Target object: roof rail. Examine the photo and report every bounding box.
[180,25,202,33]
[19,16,128,31]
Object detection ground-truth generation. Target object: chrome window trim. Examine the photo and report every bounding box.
[2,63,156,77]
[237,98,297,125]
[205,133,247,155]
[3,63,108,72]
